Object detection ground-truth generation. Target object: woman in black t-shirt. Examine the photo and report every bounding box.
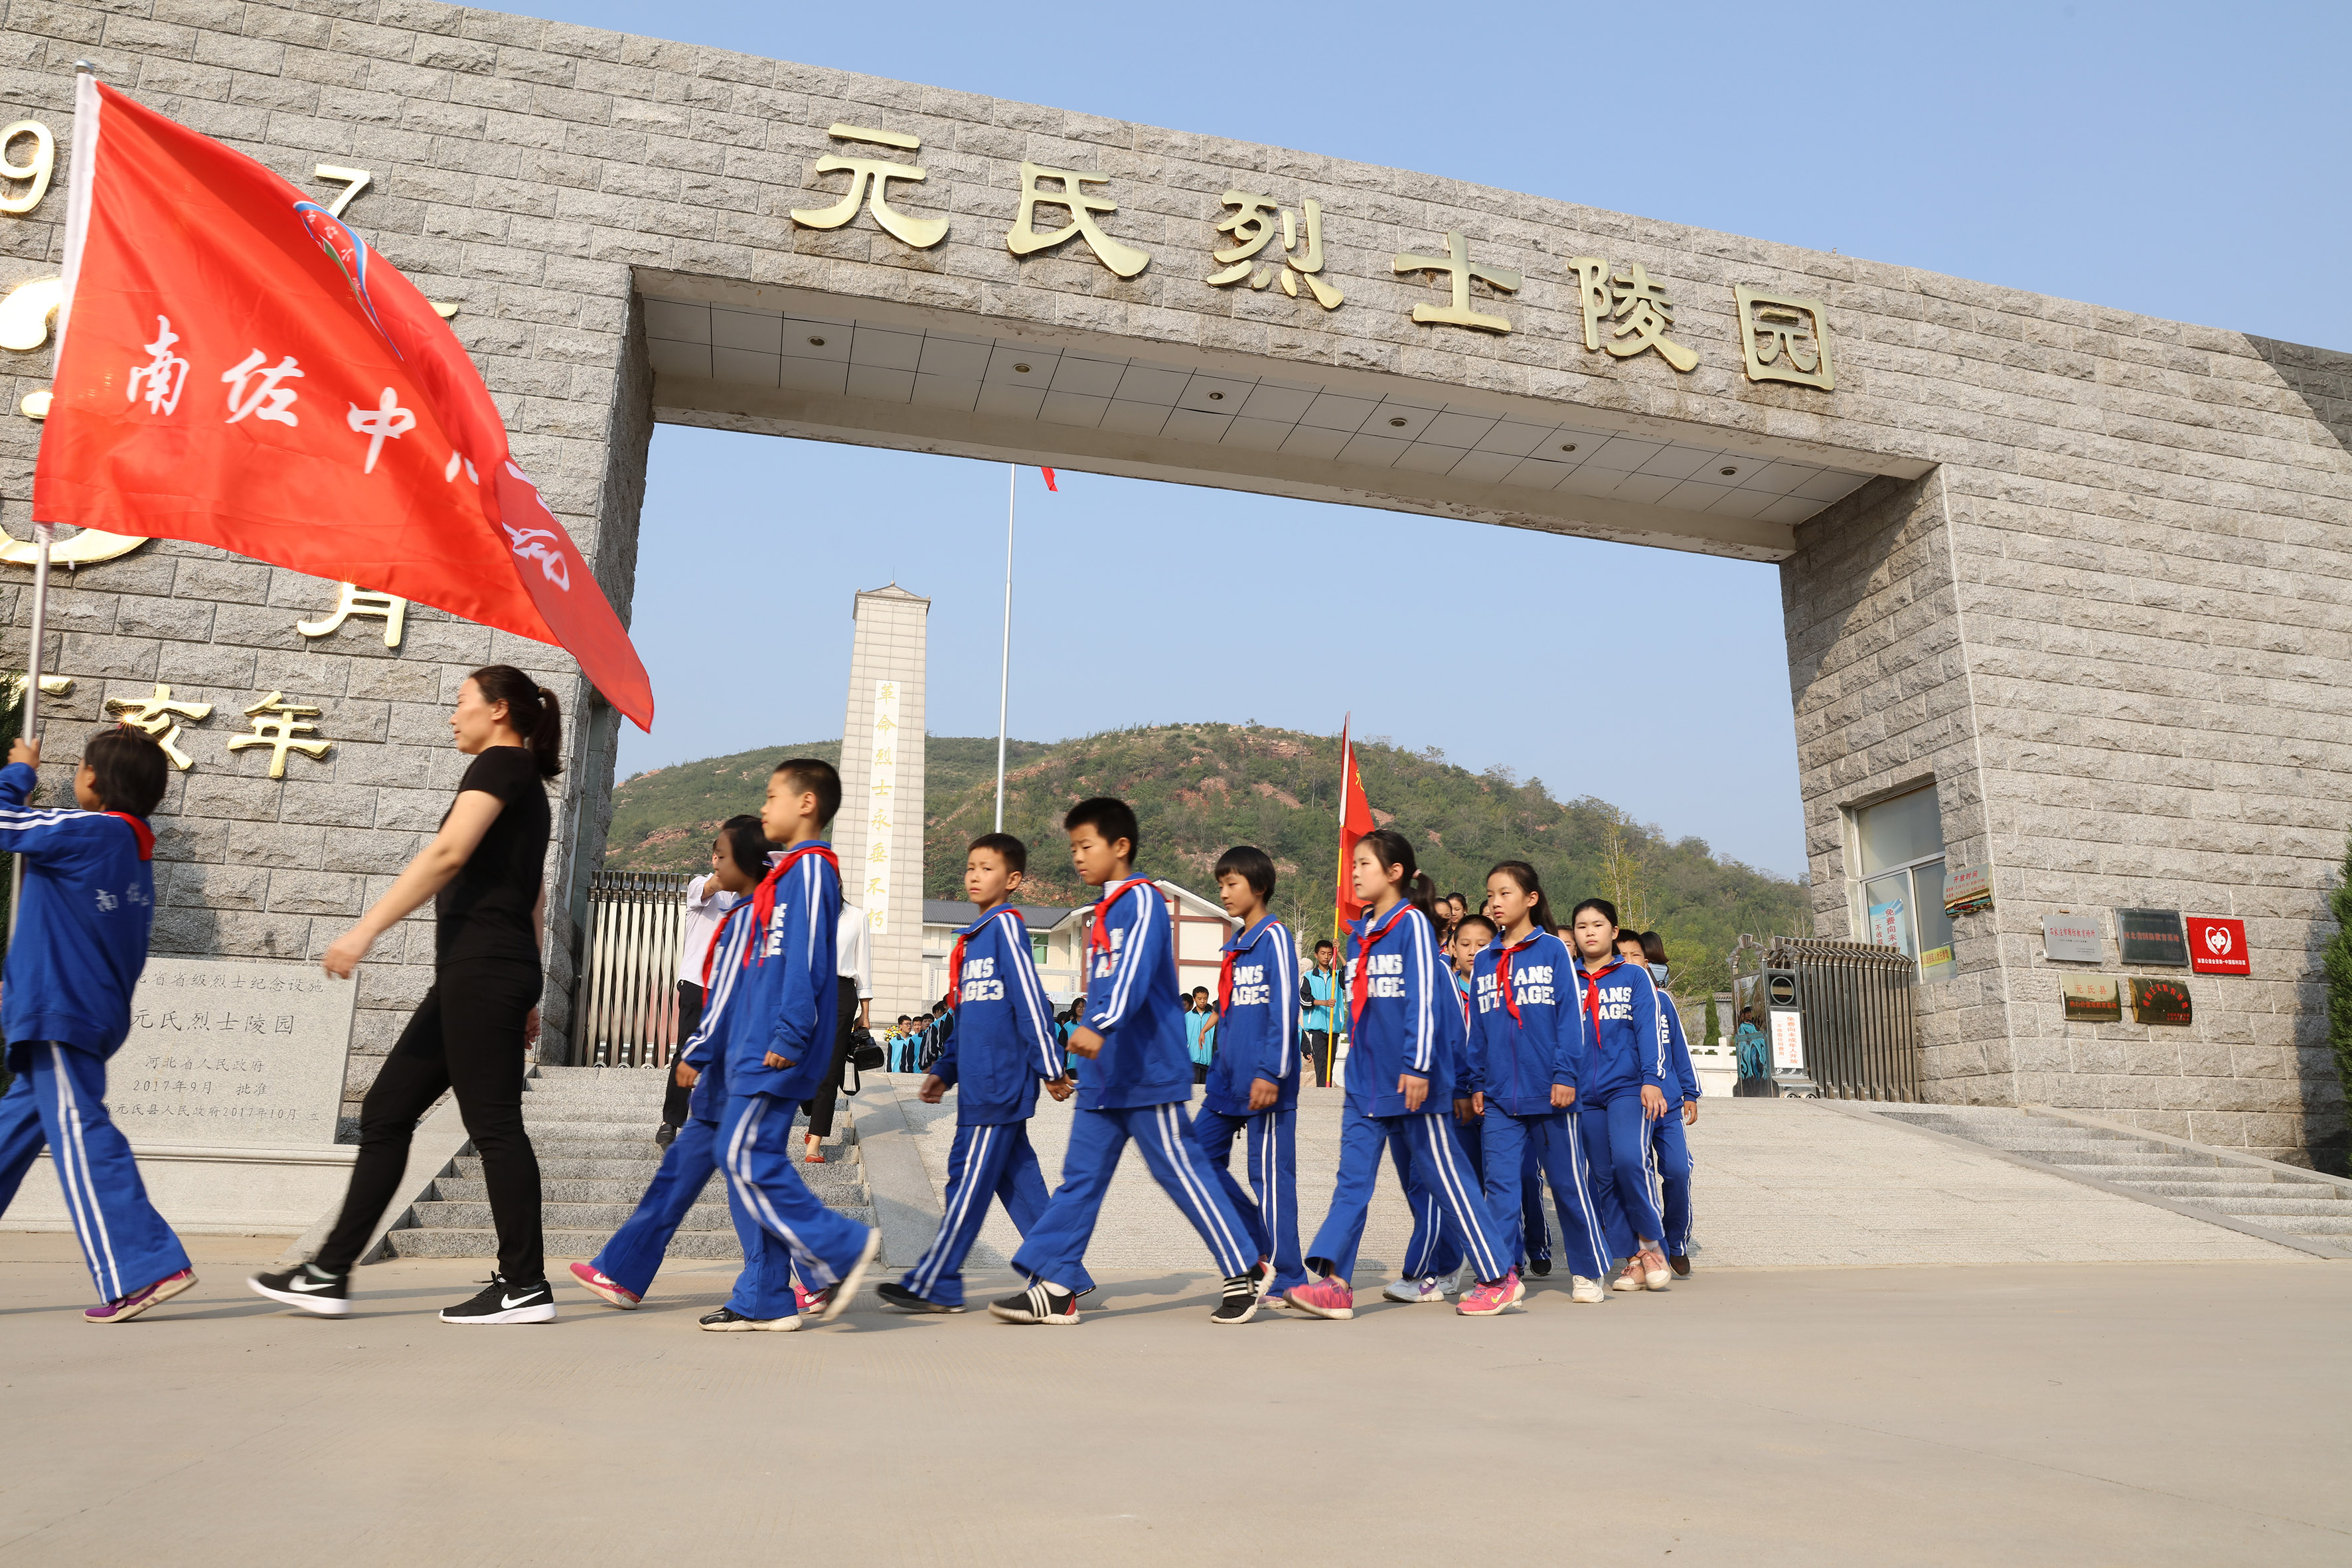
[250,665,562,1325]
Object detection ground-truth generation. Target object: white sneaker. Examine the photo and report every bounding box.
[1383,1275,1450,1304]
[1569,1275,1605,1304]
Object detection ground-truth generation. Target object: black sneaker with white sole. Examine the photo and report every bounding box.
[1210,1273,1261,1326]
[698,1305,800,1332]
[439,1274,557,1324]
[248,1263,352,1316]
[988,1281,1079,1325]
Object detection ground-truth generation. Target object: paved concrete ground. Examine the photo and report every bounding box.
[2,1233,2343,1566]
[888,1079,2308,1273]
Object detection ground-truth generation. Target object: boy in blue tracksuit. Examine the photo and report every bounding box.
[1567,898,1674,1294]
[570,823,774,1311]
[995,798,1261,1328]
[1190,845,1306,1300]
[699,759,880,1330]
[1287,829,1518,1321]
[880,832,1078,1312]
[0,726,193,1324]
[1603,930,1699,1277]
[1466,866,1612,1304]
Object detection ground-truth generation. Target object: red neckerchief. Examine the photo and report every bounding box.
[744,843,840,969]
[1493,929,1542,1024]
[104,813,154,861]
[1347,902,1414,1027]
[945,907,1024,1010]
[1577,955,1625,1039]
[1086,877,1156,959]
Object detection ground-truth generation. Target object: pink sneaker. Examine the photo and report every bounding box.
[1283,1275,1355,1320]
[794,1281,831,1317]
[85,1267,196,1324]
[569,1262,641,1310]
[1456,1269,1524,1316]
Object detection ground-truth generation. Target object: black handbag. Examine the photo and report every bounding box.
[850,1029,884,1073]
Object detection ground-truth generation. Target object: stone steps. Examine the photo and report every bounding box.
[1874,1106,2351,1255]
[380,1068,872,1263]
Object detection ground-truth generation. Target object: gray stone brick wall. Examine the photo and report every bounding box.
[1,0,2347,1159]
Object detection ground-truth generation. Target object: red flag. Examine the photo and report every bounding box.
[1335,716,1376,926]
[1039,467,1058,491]
[33,78,653,730]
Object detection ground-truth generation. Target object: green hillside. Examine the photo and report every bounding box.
[603,724,1810,997]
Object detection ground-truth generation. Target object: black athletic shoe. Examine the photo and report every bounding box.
[988,1281,1079,1325]
[1210,1273,1261,1326]
[439,1274,557,1324]
[698,1305,801,1332]
[876,1281,965,1314]
[655,1122,677,1148]
[1529,1256,1553,1278]
[248,1263,351,1317]
[1668,1254,1691,1279]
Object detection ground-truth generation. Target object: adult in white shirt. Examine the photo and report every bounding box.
[657,815,769,1144]
[801,903,876,1162]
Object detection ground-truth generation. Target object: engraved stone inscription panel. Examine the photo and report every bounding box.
[110,957,356,1147]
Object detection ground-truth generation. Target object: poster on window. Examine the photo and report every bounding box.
[1867,898,1911,957]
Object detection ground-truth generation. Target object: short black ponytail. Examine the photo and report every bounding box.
[467,665,564,779]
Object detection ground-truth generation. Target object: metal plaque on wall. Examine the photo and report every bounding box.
[2043,912,2104,964]
[108,957,358,1146]
[2115,907,2187,967]
[2061,975,2122,1022]
[2129,976,2193,1027]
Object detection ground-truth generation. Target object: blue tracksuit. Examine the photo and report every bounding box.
[898,905,1087,1307]
[1601,985,1700,1259]
[0,765,189,1303]
[1012,876,1254,1287]
[1191,917,1305,1293]
[698,843,871,1317]
[1304,902,1507,1285]
[1573,955,1672,1252]
[1468,931,1610,1280]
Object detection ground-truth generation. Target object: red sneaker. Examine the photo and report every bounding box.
[1283,1275,1356,1320]
[569,1261,641,1310]
[1456,1269,1524,1316]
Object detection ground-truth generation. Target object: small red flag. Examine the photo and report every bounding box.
[1335,717,1377,925]
[1040,467,1058,491]
[33,78,653,730]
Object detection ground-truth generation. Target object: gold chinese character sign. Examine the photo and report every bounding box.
[791,124,948,250]
[107,684,214,771]
[1208,193,1341,309]
[1393,232,1520,334]
[296,583,406,647]
[1007,163,1151,279]
[1734,287,1834,391]
[226,693,331,779]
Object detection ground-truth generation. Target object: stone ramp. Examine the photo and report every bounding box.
[1861,1103,2352,1259]
[862,1076,2319,1275]
[382,1065,874,1261]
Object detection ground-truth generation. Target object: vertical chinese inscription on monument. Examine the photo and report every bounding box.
[864,679,901,935]
[114,957,359,1146]
[1735,286,1834,391]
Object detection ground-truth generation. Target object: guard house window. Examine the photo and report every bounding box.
[1851,785,1954,982]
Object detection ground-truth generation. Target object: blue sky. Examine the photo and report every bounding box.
[574,0,2350,878]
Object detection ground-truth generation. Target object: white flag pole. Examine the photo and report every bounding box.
[993,464,1015,832]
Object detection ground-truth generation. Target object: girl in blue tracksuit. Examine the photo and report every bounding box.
[1287,828,1518,1320]
[1602,929,1698,1274]
[1567,898,1674,1294]
[882,833,1079,1312]
[1190,846,1306,1299]
[1466,863,1611,1301]
[0,728,193,1324]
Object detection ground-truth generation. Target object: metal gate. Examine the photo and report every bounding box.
[572,871,692,1068]
[1763,935,1922,1101]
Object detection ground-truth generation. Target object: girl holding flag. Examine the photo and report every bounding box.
[1285,828,1519,1320]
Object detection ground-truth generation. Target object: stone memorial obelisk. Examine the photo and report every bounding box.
[832,584,929,1022]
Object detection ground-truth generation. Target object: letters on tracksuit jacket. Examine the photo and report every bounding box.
[1467,929,1581,1116]
[930,905,1062,1125]
[1076,877,1190,1111]
[1202,917,1300,1117]
[0,762,156,1063]
[1342,902,1460,1118]
[710,842,840,1103]
[1569,954,1671,1105]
